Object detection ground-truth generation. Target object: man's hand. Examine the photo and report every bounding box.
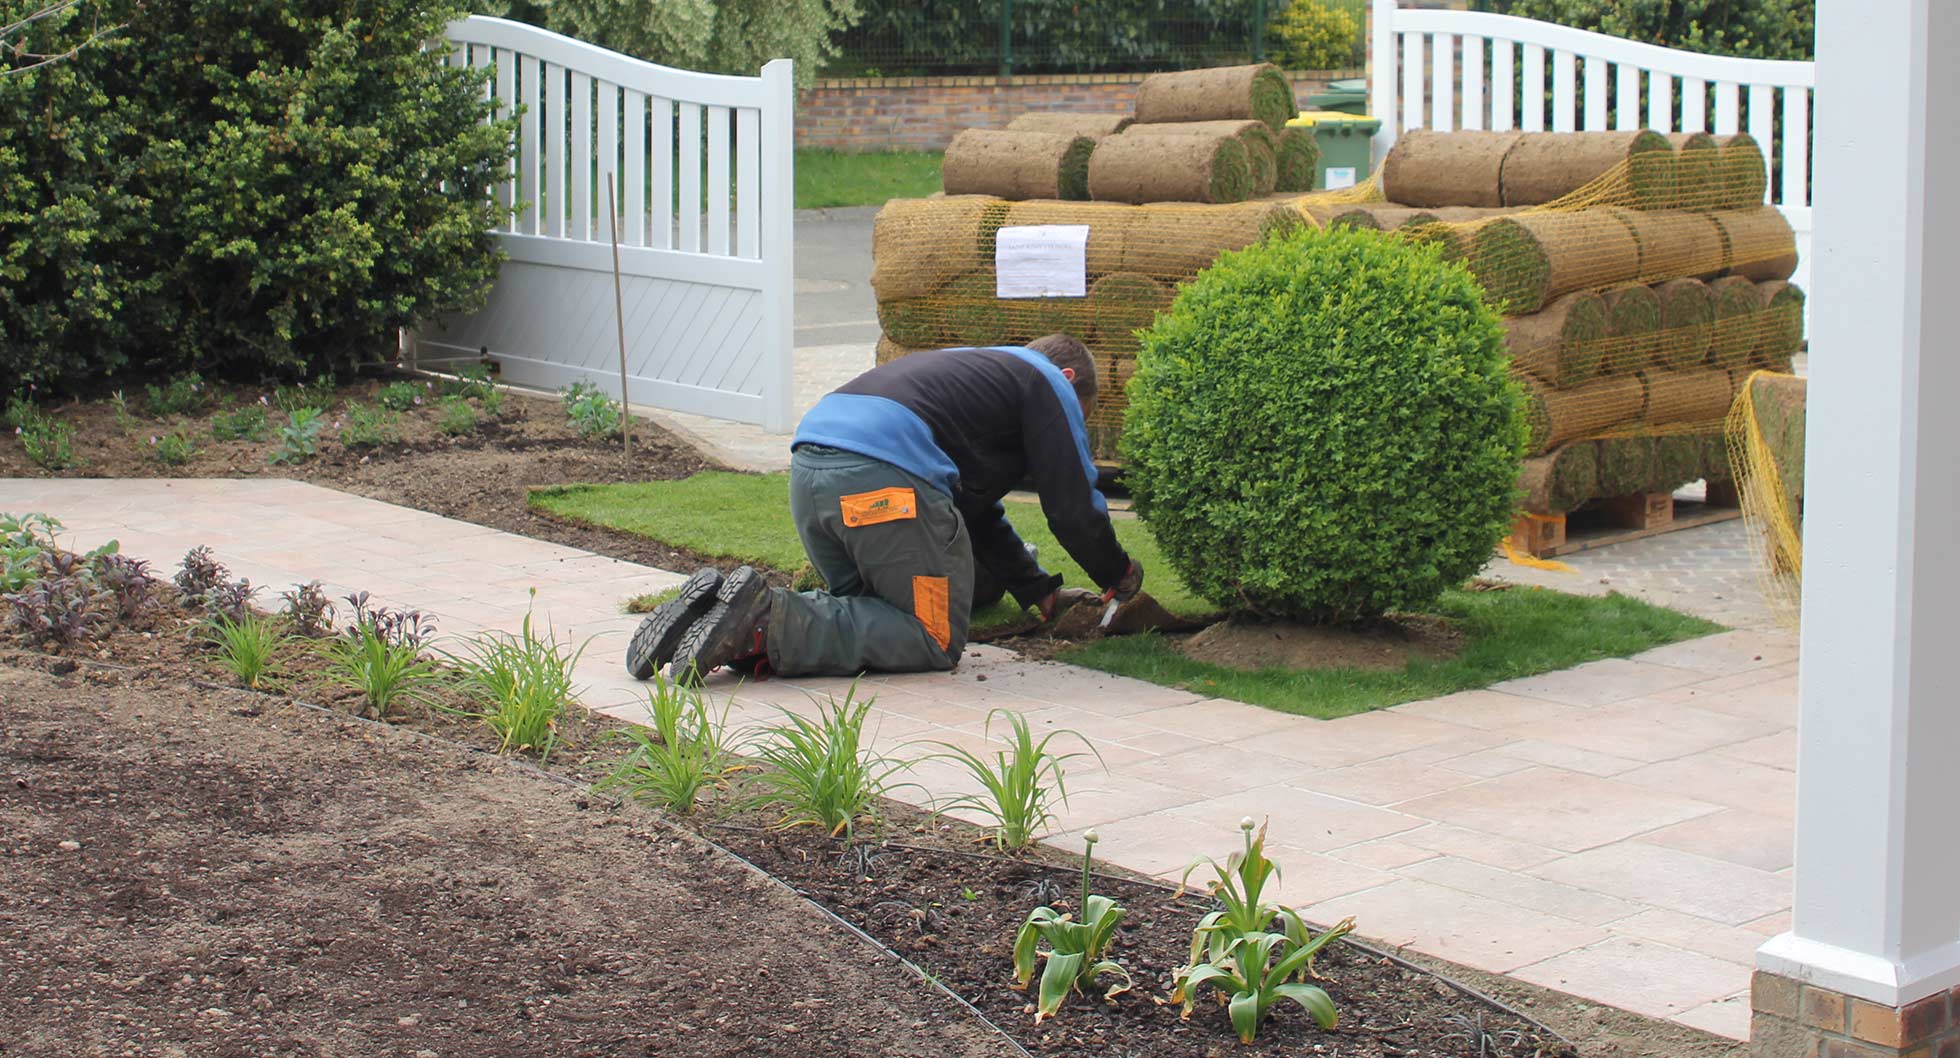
[1038,587,1101,623]
[1111,559,1144,603]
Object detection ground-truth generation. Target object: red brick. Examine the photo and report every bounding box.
[1936,1036,1960,1058]
[1820,1040,1890,1058]
[1807,987,1851,1033]
[1902,993,1951,1044]
[1854,999,1909,1047]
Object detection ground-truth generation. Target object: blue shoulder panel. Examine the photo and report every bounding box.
[792,392,960,497]
[990,346,1109,514]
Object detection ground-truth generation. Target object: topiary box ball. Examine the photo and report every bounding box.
[1120,227,1529,623]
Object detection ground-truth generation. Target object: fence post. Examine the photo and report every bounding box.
[1253,0,1267,62]
[999,0,1013,77]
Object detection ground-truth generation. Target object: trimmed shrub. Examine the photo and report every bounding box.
[1267,0,1364,71]
[0,0,513,391]
[1122,227,1527,622]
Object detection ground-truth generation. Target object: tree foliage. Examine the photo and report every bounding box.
[1485,0,1814,61]
[1,0,513,390]
[485,0,860,91]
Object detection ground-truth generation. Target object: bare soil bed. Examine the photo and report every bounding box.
[1179,614,1465,671]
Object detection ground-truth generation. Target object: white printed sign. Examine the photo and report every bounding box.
[994,224,1090,299]
[1324,166,1358,190]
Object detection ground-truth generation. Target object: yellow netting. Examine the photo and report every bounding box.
[872,116,1805,489]
[1726,371,1805,630]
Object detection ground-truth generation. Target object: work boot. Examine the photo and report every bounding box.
[670,566,771,686]
[624,567,722,680]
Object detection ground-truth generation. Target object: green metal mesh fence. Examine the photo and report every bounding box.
[829,0,1368,78]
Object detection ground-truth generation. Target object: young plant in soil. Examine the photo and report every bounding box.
[204,611,287,690]
[2,512,63,592]
[437,395,478,437]
[926,708,1097,851]
[1171,929,1341,1044]
[150,430,196,467]
[341,403,401,448]
[210,404,270,443]
[269,408,326,466]
[92,553,161,623]
[561,382,622,440]
[443,601,583,760]
[597,673,743,812]
[375,381,423,412]
[273,375,337,416]
[279,581,336,638]
[746,685,910,838]
[1012,829,1133,1023]
[142,373,209,418]
[173,546,229,606]
[321,598,444,719]
[8,399,77,470]
[2,549,110,647]
[1181,818,1350,976]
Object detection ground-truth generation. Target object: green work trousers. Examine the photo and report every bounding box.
[768,445,974,676]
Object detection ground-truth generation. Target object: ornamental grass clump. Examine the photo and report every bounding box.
[321,595,442,719]
[1012,830,1132,1023]
[1122,227,1526,623]
[444,602,586,761]
[204,611,287,690]
[597,674,742,813]
[746,685,910,838]
[928,709,1097,852]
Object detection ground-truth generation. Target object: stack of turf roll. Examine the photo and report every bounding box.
[1132,63,1297,130]
[942,129,1097,201]
[1004,112,1134,138]
[1088,63,1312,203]
[1123,120,1281,195]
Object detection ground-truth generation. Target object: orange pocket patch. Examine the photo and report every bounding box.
[840,487,917,528]
[912,575,951,650]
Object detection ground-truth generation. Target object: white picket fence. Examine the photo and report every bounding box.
[1369,0,1815,295]
[413,17,795,431]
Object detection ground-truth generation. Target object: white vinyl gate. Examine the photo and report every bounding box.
[413,17,794,432]
[1369,0,1815,299]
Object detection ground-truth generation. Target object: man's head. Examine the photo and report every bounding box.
[1028,333,1097,412]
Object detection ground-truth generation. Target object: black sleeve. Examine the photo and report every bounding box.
[957,492,1060,609]
[1023,388,1131,591]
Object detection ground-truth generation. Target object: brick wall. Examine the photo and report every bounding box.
[796,71,1349,153]
[1753,971,1960,1058]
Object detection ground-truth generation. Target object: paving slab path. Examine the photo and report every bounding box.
[3,477,1796,1042]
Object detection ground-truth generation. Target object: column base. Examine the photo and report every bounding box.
[1753,971,1960,1057]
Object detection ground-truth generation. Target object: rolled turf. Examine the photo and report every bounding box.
[1503,290,1611,386]
[1708,276,1765,368]
[1467,211,1641,314]
[1711,208,1800,281]
[1001,199,1137,278]
[870,196,1010,301]
[1595,435,1660,496]
[1754,280,1807,364]
[1124,120,1279,195]
[942,129,1097,201]
[1132,63,1298,132]
[1748,373,1808,500]
[941,271,1010,347]
[1381,130,1522,208]
[1653,433,1705,491]
[1614,209,1728,284]
[1003,297,1094,345]
[1601,283,1662,374]
[1653,278,1716,370]
[876,296,943,348]
[1005,112,1135,138]
[1718,133,1770,209]
[1115,199,1306,278]
[1086,272,1172,351]
[1642,368,1737,426]
[1498,130,1675,208]
[1518,442,1600,514]
[1273,126,1322,192]
[1665,132,1722,210]
[1522,373,1647,453]
[1088,133,1253,204]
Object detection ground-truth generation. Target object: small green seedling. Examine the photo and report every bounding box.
[204,611,286,689]
[1011,830,1132,1023]
[746,684,910,838]
[443,599,585,760]
[268,407,325,465]
[321,617,444,718]
[927,708,1097,851]
[597,673,743,812]
[1171,930,1340,1044]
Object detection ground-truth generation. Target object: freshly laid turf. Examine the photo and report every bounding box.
[796,149,944,209]
[535,472,1720,715]
[1066,587,1721,719]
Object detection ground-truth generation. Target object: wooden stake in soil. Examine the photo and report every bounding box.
[1132,63,1297,131]
[1381,130,1522,208]
[606,173,632,467]
[1089,133,1253,204]
[1503,290,1611,387]
[942,129,1097,201]
[1005,112,1135,138]
[1498,130,1674,207]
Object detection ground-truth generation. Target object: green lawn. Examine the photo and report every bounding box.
[532,472,1720,717]
[795,149,943,209]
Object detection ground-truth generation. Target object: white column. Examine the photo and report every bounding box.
[1755,0,1960,1008]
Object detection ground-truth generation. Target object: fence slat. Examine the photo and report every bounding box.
[736,105,760,259]
[1782,86,1809,208]
[1492,39,1515,131]
[544,63,566,239]
[496,50,517,230]
[1681,76,1706,131]
[1648,71,1673,131]
[707,105,731,256]
[520,55,541,235]
[1402,31,1425,132]
[1582,55,1607,129]
[651,96,674,251]
[623,90,646,248]
[1714,81,1740,135]
[597,80,618,242]
[1463,36,1485,130]
[570,72,592,241]
[1552,49,1576,132]
[678,102,702,254]
[1433,33,1455,132]
[1748,83,1774,157]
[1521,44,1545,131]
[1616,63,1640,130]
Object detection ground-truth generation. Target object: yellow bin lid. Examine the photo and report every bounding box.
[1288,112,1377,126]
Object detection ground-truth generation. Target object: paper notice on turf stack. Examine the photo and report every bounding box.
[995,225,1090,299]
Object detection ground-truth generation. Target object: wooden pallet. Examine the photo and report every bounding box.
[1509,484,1742,559]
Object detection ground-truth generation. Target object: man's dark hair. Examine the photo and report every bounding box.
[1027,333,1097,409]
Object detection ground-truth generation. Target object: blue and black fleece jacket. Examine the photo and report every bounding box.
[792,346,1130,608]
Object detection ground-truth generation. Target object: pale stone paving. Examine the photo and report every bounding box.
[2,477,1796,1042]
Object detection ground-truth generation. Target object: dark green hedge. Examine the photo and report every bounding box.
[1121,227,1527,622]
[1,0,514,390]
